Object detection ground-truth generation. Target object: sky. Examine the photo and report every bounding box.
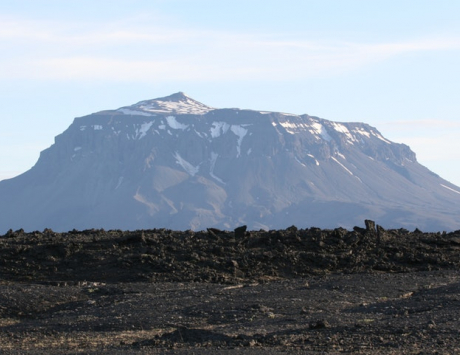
[1,0,460,185]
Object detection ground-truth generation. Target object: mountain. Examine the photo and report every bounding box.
[1,92,460,232]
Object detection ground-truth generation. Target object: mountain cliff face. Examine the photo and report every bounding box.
[1,92,460,232]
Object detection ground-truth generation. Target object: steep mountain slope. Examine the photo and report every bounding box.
[1,92,459,232]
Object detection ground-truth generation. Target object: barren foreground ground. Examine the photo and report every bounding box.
[0,222,459,354]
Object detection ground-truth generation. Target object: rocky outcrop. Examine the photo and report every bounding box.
[1,222,459,283]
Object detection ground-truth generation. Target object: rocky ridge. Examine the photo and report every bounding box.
[1,224,460,354]
[1,221,459,283]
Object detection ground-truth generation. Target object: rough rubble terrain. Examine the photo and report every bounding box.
[0,221,460,354]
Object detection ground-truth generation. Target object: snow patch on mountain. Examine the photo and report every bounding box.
[118,108,155,117]
[166,116,189,130]
[331,123,356,144]
[174,152,199,176]
[230,125,248,157]
[353,127,371,138]
[279,120,310,135]
[135,122,154,139]
[211,122,230,138]
[210,152,225,184]
[310,121,332,141]
[209,122,249,157]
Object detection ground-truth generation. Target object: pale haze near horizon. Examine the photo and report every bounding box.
[1,1,460,186]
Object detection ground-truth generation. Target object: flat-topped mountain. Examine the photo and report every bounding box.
[1,92,459,232]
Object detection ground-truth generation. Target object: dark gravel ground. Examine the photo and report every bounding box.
[1,221,460,354]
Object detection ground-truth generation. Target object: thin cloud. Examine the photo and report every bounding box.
[402,135,460,161]
[1,16,460,82]
[0,16,203,44]
[382,119,460,130]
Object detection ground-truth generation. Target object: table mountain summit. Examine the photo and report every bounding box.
[1,92,459,232]
[120,91,214,115]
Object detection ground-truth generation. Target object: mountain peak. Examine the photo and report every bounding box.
[157,91,191,102]
[118,92,213,116]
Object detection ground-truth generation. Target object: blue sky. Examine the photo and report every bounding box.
[1,0,460,185]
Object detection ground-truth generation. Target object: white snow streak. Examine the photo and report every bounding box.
[230,125,248,157]
[209,122,249,157]
[441,184,460,195]
[117,108,155,117]
[370,130,391,144]
[307,154,320,166]
[295,157,307,167]
[115,176,124,190]
[174,152,199,176]
[279,121,310,135]
[209,152,225,184]
[331,122,349,134]
[331,157,354,176]
[353,127,370,138]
